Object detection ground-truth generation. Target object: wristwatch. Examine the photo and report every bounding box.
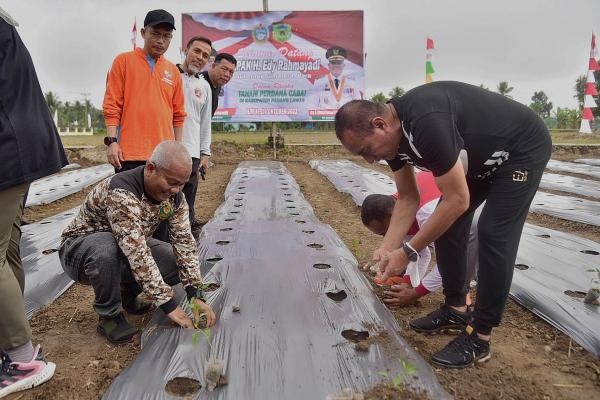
[402,242,419,262]
[104,136,118,146]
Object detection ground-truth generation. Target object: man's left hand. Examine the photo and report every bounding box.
[379,248,409,281]
[191,298,216,328]
[200,156,210,172]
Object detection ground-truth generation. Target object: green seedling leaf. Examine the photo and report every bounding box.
[392,375,404,388]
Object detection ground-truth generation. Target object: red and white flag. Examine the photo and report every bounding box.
[579,32,599,133]
[131,18,137,50]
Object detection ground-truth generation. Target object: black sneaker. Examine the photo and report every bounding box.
[409,304,472,334]
[431,326,491,368]
[97,313,138,345]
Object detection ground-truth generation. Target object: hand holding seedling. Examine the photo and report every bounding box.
[167,306,197,329]
[379,249,409,281]
[190,298,216,328]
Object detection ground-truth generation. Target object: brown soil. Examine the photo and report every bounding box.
[12,142,600,400]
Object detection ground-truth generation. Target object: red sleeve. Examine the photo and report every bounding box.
[415,172,441,206]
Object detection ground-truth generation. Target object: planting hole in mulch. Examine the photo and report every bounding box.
[565,290,587,299]
[302,230,315,234]
[326,289,347,302]
[164,377,201,397]
[237,186,245,189]
[289,213,300,216]
[313,263,331,269]
[514,264,529,270]
[220,228,232,232]
[295,219,306,224]
[206,257,223,262]
[580,250,599,255]
[229,211,240,214]
[224,218,236,222]
[342,329,369,343]
[237,192,245,195]
[536,234,551,238]
[216,241,230,246]
[234,203,242,207]
[307,243,323,249]
[42,248,58,255]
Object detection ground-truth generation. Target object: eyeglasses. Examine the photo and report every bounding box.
[147,29,173,41]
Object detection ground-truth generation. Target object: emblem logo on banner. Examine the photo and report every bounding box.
[272,23,292,43]
[253,24,269,42]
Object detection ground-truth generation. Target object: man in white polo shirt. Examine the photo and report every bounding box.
[177,36,213,235]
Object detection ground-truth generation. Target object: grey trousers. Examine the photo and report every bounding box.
[0,182,31,350]
[59,232,180,318]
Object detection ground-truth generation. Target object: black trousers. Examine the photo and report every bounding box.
[182,157,201,224]
[435,134,552,335]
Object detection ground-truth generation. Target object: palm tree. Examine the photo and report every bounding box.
[388,86,405,98]
[574,75,586,109]
[44,91,61,114]
[370,92,387,103]
[497,81,514,98]
[63,101,71,127]
[74,100,84,127]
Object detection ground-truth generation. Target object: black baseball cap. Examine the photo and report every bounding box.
[144,9,176,30]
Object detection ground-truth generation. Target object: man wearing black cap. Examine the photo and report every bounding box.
[311,45,363,110]
[103,9,186,172]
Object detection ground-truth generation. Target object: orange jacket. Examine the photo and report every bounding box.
[103,48,186,161]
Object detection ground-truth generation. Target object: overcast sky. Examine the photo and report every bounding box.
[4,0,599,110]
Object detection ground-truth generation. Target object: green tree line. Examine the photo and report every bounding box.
[370,74,600,130]
[44,92,104,132]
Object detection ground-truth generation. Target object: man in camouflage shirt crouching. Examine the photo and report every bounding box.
[59,141,216,344]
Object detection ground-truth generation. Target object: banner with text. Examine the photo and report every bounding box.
[182,11,364,121]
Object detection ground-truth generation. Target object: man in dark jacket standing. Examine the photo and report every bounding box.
[0,7,67,397]
[335,81,551,369]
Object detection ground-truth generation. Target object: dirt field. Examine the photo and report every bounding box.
[12,142,600,400]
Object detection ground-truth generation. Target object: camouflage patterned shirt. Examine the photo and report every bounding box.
[61,166,202,310]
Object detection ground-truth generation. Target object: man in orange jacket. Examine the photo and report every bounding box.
[103,9,186,172]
